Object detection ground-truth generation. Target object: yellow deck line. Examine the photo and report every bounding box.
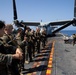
[46,41,55,75]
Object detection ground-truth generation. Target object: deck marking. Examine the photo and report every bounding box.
[46,41,55,75]
[27,73,31,75]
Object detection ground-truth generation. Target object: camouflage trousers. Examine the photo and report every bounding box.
[0,70,8,75]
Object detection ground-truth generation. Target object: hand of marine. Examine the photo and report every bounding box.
[12,53,23,60]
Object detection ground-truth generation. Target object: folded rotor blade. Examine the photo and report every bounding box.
[49,20,71,26]
[52,20,73,34]
[74,0,76,17]
[13,0,18,20]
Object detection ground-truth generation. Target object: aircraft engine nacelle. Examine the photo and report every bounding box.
[14,20,25,27]
[72,18,76,26]
[72,23,76,26]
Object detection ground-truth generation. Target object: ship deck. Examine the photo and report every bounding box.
[21,33,76,75]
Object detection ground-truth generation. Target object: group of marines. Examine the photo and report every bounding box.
[0,20,47,75]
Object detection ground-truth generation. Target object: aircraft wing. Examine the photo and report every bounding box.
[49,20,72,26]
[22,22,40,26]
[21,20,72,26]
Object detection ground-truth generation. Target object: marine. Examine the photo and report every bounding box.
[35,27,41,53]
[25,27,33,62]
[41,29,47,48]
[72,34,76,46]
[0,20,23,75]
[16,27,27,70]
[30,29,36,57]
[1,23,23,75]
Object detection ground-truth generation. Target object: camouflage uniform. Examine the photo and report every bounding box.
[25,30,33,62]
[24,39,29,63]
[72,34,76,46]
[2,34,21,75]
[0,38,13,75]
[29,30,36,57]
[2,34,17,46]
[35,31,41,53]
[16,31,27,70]
[41,30,47,48]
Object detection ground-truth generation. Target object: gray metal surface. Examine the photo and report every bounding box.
[51,34,76,75]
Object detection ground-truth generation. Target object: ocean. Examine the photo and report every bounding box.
[60,30,76,36]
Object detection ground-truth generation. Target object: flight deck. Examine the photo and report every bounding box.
[21,33,76,75]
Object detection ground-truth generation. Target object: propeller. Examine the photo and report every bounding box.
[52,0,76,34]
[74,0,76,18]
[52,20,73,34]
[12,0,22,27]
[13,0,17,20]
[12,0,40,27]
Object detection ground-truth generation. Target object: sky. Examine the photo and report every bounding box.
[0,0,76,30]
